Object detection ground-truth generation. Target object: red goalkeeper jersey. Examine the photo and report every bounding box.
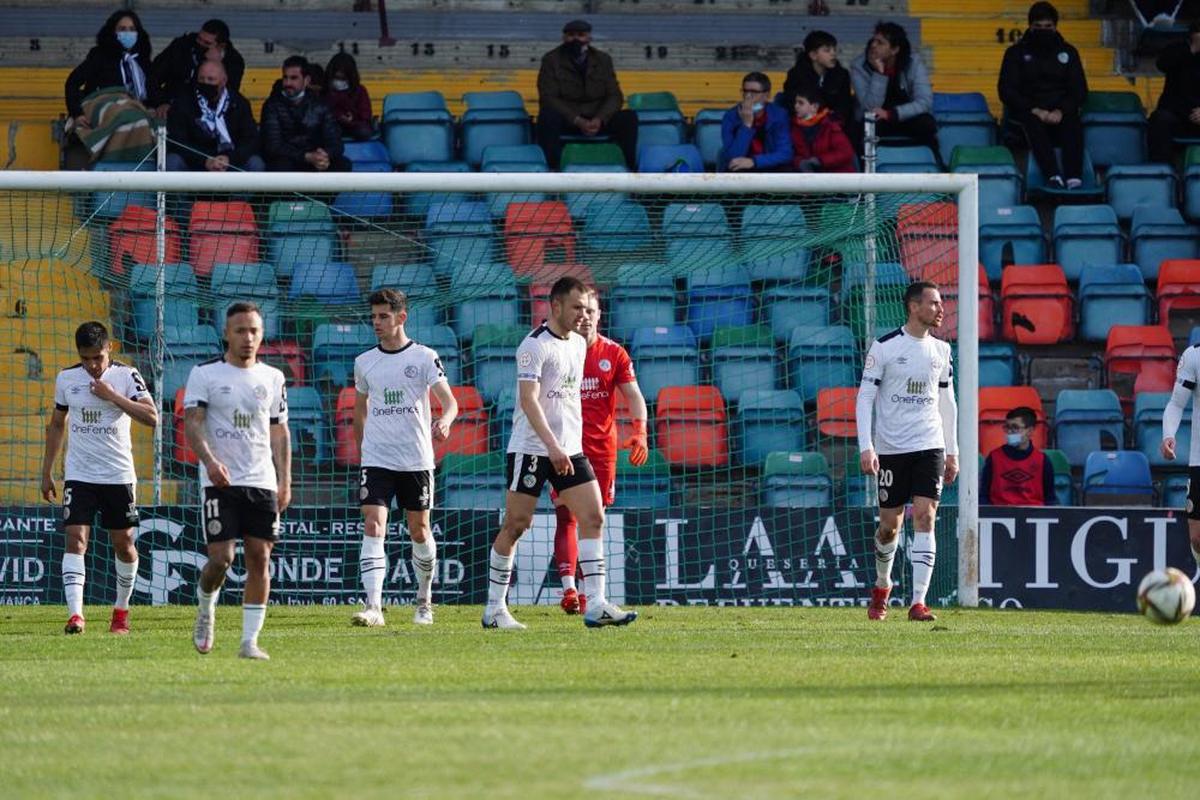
[580,334,636,463]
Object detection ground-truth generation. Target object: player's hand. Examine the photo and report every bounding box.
[206,459,232,488]
[549,444,573,476]
[1162,436,1177,461]
[623,419,649,467]
[943,454,959,484]
[89,379,119,403]
[277,482,291,513]
[432,417,451,441]
[40,475,56,502]
[860,448,879,475]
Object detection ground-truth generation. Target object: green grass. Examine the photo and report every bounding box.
[2,605,1198,799]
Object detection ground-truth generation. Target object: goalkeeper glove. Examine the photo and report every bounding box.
[624,419,648,466]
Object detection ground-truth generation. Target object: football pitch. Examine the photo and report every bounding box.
[2,605,1197,799]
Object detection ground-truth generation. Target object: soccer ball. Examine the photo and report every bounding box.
[1136,568,1196,625]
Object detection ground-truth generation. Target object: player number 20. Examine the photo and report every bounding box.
[878,469,894,488]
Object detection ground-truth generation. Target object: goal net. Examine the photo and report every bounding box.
[0,163,979,612]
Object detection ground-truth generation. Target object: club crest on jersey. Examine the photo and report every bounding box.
[864,354,876,370]
[207,520,222,536]
[522,474,537,488]
[404,365,419,379]
[253,384,269,401]
[518,352,532,368]
[599,358,612,372]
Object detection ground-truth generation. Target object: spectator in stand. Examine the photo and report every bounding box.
[260,56,349,172]
[536,19,639,169]
[325,52,374,141]
[720,72,793,172]
[166,60,262,172]
[850,21,938,159]
[783,30,854,129]
[980,407,1055,506]
[998,2,1088,189]
[788,85,856,173]
[65,10,154,129]
[149,20,244,118]
[1148,20,1200,164]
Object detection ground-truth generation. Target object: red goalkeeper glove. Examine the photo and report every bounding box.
[624,419,648,467]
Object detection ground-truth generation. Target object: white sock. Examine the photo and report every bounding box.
[1191,543,1200,570]
[487,547,514,610]
[359,535,387,610]
[910,531,936,606]
[242,603,266,645]
[62,553,85,617]
[411,537,437,603]
[114,557,138,611]
[198,586,219,614]
[874,534,897,590]
[578,537,606,609]
[561,575,576,592]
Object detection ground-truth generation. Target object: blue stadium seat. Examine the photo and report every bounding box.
[638,144,703,173]
[580,201,652,254]
[1026,147,1101,199]
[162,324,222,400]
[711,326,777,405]
[408,324,461,384]
[464,90,525,110]
[1185,147,1200,222]
[424,200,493,240]
[89,160,155,220]
[962,164,1023,209]
[761,285,830,343]
[693,109,725,170]
[430,236,497,282]
[311,323,375,386]
[381,92,454,165]
[493,386,516,453]
[265,201,337,280]
[451,265,519,342]
[470,324,527,404]
[1134,392,1192,468]
[563,163,628,219]
[1106,164,1178,221]
[369,262,441,327]
[480,144,546,172]
[662,202,733,269]
[979,341,1018,386]
[1082,450,1154,505]
[979,205,1047,281]
[343,140,391,170]
[738,204,809,282]
[876,145,939,173]
[1163,473,1190,509]
[1053,389,1125,467]
[762,451,833,508]
[684,267,754,342]
[631,95,687,151]
[210,262,282,341]
[787,325,857,404]
[630,325,699,404]
[286,385,331,464]
[440,453,506,508]
[1078,263,1152,341]
[462,109,532,167]
[1052,204,1124,283]
[482,161,549,220]
[737,389,805,467]
[934,92,997,166]
[1130,206,1200,281]
[1082,92,1148,168]
[288,261,360,306]
[608,266,675,343]
[404,160,472,218]
[129,263,197,341]
[332,157,393,221]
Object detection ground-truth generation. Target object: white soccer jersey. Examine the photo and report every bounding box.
[54,361,151,484]
[354,341,447,472]
[183,358,288,491]
[1166,345,1200,466]
[858,327,955,456]
[507,323,586,456]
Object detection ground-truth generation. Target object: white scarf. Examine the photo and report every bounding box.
[197,88,232,151]
[121,51,147,101]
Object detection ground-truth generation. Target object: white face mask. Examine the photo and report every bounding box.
[1006,432,1024,447]
[751,102,764,114]
[331,79,350,92]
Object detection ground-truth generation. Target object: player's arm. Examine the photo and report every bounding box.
[184,406,231,487]
[518,379,572,475]
[617,379,649,466]
[40,407,67,502]
[1161,352,1196,461]
[939,354,959,484]
[430,379,457,441]
[856,341,883,474]
[271,421,292,513]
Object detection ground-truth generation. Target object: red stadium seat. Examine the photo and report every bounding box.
[1105,325,1177,414]
[334,387,358,467]
[933,264,994,342]
[527,265,597,322]
[980,386,1047,456]
[431,386,489,461]
[188,201,259,279]
[109,206,181,277]
[505,201,576,277]
[173,388,197,466]
[655,385,728,467]
[1000,264,1074,344]
[815,387,858,439]
[898,202,957,280]
[258,341,307,386]
[1157,259,1200,335]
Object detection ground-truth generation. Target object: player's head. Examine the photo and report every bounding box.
[224,301,263,363]
[576,288,601,343]
[904,280,944,329]
[548,276,590,333]
[368,288,408,339]
[75,321,112,379]
[1004,406,1037,448]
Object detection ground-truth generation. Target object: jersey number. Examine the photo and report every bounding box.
[63,487,72,507]
[360,469,368,487]
[878,469,894,488]
[205,497,219,519]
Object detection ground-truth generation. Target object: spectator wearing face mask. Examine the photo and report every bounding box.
[260,56,350,172]
[720,72,793,172]
[166,60,262,172]
[788,85,856,173]
[783,30,854,128]
[65,10,154,129]
[148,19,244,119]
[325,52,374,141]
[980,406,1055,506]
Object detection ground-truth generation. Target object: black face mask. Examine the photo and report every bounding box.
[196,82,220,103]
[1024,28,1059,51]
[564,40,588,60]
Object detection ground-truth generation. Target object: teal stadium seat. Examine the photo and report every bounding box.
[1078,264,1151,341]
[630,325,699,404]
[1052,204,1123,283]
[736,389,806,467]
[762,451,833,508]
[787,324,857,404]
[693,109,725,170]
[1106,164,1177,221]
[162,324,222,401]
[1133,392,1192,468]
[580,200,651,255]
[471,324,528,404]
[381,91,454,166]
[265,200,337,280]
[408,324,461,385]
[129,263,197,341]
[607,266,675,343]
[711,325,777,404]
[405,160,471,218]
[286,386,331,465]
[210,263,281,340]
[1053,389,1125,467]
[311,323,375,386]
[1081,91,1148,168]
[979,205,1047,281]
[451,264,519,342]
[738,204,809,282]
[1130,206,1200,281]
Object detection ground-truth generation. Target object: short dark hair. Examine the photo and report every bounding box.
[201,19,231,44]
[304,62,326,89]
[282,55,308,73]
[326,52,361,89]
[549,276,588,303]
[226,300,261,319]
[369,288,408,312]
[803,30,838,53]
[742,71,771,93]
[1028,1,1058,25]
[1006,406,1038,430]
[904,280,939,312]
[75,321,109,350]
[790,84,824,105]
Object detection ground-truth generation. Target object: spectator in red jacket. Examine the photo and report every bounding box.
[788,85,856,173]
[325,52,373,141]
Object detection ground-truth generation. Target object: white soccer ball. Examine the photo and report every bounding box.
[1136,568,1197,625]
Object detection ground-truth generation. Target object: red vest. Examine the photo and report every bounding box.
[988,447,1047,506]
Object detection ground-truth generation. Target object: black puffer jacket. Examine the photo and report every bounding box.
[998,29,1088,115]
[149,33,246,104]
[1154,41,1200,116]
[259,89,343,163]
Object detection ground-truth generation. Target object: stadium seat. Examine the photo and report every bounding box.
[608,266,675,343]
[88,160,155,220]
[288,261,360,306]
[265,201,336,280]
[936,264,995,342]
[333,144,394,220]
[462,110,533,168]
[109,206,182,278]
[286,386,330,465]
[440,452,506,508]
[161,324,222,401]
[897,202,957,279]
[425,200,493,241]
[950,146,1021,208]
[1106,164,1177,221]
[560,142,625,170]
[840,262,909,340]
[333,387,358,466]
[813,388,858,480]
[1042,448,1074,505]
[684,268,754,343]
[187,201,258,279]
[876,145,940,173]
[431,236,496,283]
[1131,207,1200,281]
[259,340,307,386]
[737,389,806,467]
[471,324,527,404]
[171,388,196,467]
[408,324,461,385]
[1157,259,1200,337]
[1185,147,1200,222]
[980,386,1047,456]
[637,144,703,173]
[693,109,725,170]
[451,265,519,342]
[210,262,282,340]
[1081,91,1148,168]
[1000,264,1073,344]
[493,386,516,454]
[563,163,628,219]
[482,161,548,220]
[1026,147,1101,199]
[1082,450,1154,506]
[1163,473,1190,508]
[310,323,375,387]
[711,325,777,403]
[631,326,699,404]
[934,92,997,166]
[980,342,1019,387]
[788,325,857,404]
[1078,263,1152,342]
[978,205,1047,281]
[738,204,810,282]
[655,385,728,468]
[480,144,546,172]
[1104,325,1177,414]
[504,201,574,277]
[762,451,833,508]
[1133,392,1192,468]
[612,448,670,509]
[128,263,198,342]
[1053,389,1125,467]
[381,91,454,165]
[580,201,651,255]
[366,262,440,328]
[761,285,830,343]
[661,202,732,269]
[343,140,391,170]
[628,92,687,151]
[1052,204,1124,283]
[405,160,472,218]
[431,385,489,461]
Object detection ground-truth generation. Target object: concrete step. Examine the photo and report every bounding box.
[921,17,1103,46]
[931,43,1116,75]
[931,72,1161,116]
[908,0,1090,16]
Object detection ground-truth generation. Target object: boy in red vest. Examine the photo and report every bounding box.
[980,406,1055,505]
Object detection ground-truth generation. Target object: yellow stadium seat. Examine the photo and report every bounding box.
[0,413,48,441]
[0,226,92,270]
[0,193,76,229]
[0,351,35,380]
[1,379,58,416]
[0,479,182,505]
[17,287,110,320]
